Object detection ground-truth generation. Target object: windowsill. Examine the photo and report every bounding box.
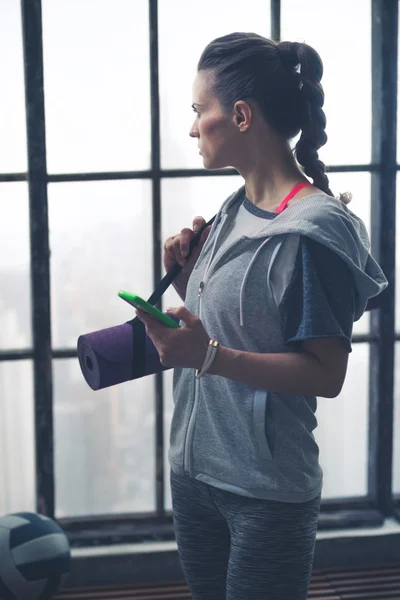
[71,517,400,559]
[64,517,400,589]
[316,516,400,539]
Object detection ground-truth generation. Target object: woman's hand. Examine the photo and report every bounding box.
[135,306,210,370]
[163,217,211,300]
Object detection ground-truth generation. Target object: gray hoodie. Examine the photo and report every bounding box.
[168,187,388,502]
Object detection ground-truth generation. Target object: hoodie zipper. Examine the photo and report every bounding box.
[182,229,267,475]
[183,280,205,475]
[182,211,247,476]
[182,214,229,477]
[181,203,270,475]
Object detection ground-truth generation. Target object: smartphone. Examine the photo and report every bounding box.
[118,290,180,328]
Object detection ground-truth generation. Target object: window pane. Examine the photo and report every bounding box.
[54,359,155,517]
[394,344,400,495]
[0,1,27,173]
[316,343,370,499]
[397,7,400,163]
[396,173,400,330]
[159,0,271,169]
[0,361,35,514]
[328,172,371,335]
[0,183,31,349]
[49,180,153,348]
[282,0,371,166]
[42,0,151,174]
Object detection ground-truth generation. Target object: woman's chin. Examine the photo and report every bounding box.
[202,157,213,170]
[202,155,227,171]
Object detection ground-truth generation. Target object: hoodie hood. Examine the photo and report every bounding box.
[212,186,388,321]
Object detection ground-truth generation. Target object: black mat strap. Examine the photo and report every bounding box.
[127,316,147,379]
[127,215,216,380]
[147,216,216,306]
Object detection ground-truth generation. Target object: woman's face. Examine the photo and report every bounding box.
[189,71,239,170]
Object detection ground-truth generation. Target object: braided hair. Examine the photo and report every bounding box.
[198,32,350,202]
[277,41,333,196]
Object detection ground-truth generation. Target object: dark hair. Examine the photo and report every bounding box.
[198,32,347,201]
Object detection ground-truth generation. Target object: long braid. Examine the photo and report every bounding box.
[279,41,333,196]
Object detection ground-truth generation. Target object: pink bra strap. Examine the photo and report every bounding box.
[276,182,313,214]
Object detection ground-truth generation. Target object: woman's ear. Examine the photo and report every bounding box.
[233,100,252,132]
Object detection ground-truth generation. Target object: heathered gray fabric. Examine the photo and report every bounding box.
[168,186,387,502]
[171,470,321,600]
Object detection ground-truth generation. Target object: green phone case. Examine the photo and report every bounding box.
[118,290,180,328]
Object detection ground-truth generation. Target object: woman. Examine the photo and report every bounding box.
[136,33,387,600]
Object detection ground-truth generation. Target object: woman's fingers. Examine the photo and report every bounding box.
[163,216,208,269]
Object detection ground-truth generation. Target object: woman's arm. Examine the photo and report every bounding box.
[135,305,349,398]
[208,337,349,398]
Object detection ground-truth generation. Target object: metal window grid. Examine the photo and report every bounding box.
[0,0,397,545]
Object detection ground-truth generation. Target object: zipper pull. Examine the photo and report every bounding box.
[198,281,205,297]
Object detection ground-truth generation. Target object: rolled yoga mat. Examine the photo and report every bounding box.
[78,315,177,391]
[77,218,217,391]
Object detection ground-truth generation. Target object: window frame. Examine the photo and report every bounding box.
[0,0,397,546]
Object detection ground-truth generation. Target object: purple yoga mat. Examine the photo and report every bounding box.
[78,317,176,391]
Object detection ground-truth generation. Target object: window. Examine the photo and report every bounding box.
[48,180,155,517]
[48,180,154,347]
[281,0,371,166]
[54,359,155,517]
[0,361,35,514]
[0,184,31,350]
[0,1,27,173]
[0,182,34,515]
[1,0,398,543]
[42,0,151,173]
[315,344,370,499]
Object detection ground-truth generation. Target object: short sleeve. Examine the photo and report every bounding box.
[278,236,357,352]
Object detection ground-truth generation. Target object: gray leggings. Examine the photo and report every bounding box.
[171,470,320,600]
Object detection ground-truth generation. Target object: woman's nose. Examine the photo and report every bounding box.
[189,121,199,138]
